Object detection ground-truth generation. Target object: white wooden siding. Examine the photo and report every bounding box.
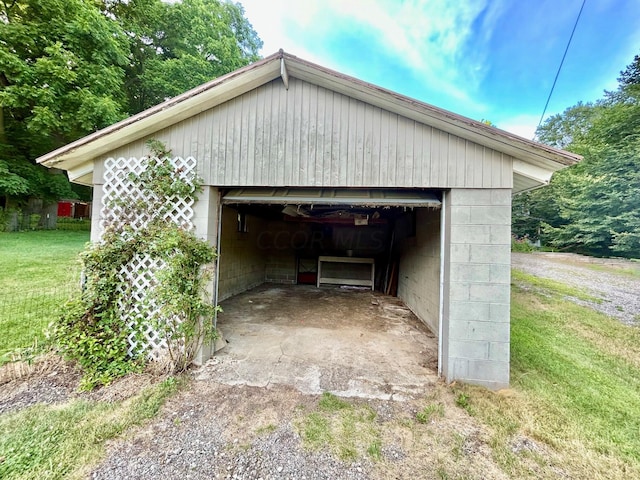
[95,77,513,189]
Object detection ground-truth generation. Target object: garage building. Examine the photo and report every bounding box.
[38,51,580,389]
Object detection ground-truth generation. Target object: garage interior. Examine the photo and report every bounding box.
[211,187,443,393]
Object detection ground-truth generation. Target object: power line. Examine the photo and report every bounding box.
[534,0,587,139]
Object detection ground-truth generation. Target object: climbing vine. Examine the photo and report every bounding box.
[55,140,218,389]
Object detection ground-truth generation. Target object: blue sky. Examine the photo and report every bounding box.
[239,0,640,139]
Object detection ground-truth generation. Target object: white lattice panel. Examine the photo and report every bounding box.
[101,156,197,360]
[100,156,197,234]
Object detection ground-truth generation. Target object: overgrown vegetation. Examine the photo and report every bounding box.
[455,274,640,479]
[297,392,382,461]
[54,140,218,389]
[0,377,180,480]
[0,230,88,360]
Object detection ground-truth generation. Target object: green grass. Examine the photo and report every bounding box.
[456,273,640,479]
[0,377,179,480]
[297,392,381,461]
[511,268,601,303]
[0,231,89,357]
[581,262,640,279]
[416,402,445,423]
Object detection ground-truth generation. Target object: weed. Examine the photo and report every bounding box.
[302,412,331,446]
[416,403,445,423]
[256,424,277,435]
[297,392,382,462]
[319,392,351,411]
[455,393,470,410]
[436,465,450,480]
[450,433,465,461]
[367,439,382,460]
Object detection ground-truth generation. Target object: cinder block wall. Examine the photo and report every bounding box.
[441,188,511,389]
[218,207,268,300]
[262,220,314,284]
[397,208,441,334]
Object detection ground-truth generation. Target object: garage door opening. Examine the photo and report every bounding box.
[215,187,443,340]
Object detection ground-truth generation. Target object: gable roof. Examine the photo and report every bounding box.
[37,50,581,192]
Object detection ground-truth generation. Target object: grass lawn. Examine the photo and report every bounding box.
[0,230,89,357]
[458,271,640,479]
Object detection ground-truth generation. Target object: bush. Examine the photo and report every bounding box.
[511,236,537,253]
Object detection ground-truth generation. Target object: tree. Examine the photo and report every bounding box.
[544,137,640,256]
[515,52,640,258]
[0,0,129,202]
[103,0,262,114]
[1,0,263,207]
[535,102,601,151]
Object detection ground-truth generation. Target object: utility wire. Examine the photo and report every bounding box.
[534,0,587,139]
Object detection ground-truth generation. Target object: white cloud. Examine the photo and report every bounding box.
[497,114,540,140]
[240,0,506,109]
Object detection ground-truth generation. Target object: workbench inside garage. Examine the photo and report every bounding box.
[316,256,375,290]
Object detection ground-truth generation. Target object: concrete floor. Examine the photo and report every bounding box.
[197,284,439,400]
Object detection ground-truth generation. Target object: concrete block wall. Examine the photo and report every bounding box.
[441,188,511,389]
[263,220,302,284]
[191,187,221,364]
[217,206,268,301]
[192,187,222,305]
[266,251,297,283]
[397,208,441,334]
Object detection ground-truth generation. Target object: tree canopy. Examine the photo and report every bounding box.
[0,0,261,204]
[514,53,640,258]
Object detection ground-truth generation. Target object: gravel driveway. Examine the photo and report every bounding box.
[512,252,640,325]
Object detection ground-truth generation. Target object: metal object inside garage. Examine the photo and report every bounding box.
[37,50,581,389]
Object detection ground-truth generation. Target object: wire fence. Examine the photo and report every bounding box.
[0,282,82,360]
[5,214,91,232]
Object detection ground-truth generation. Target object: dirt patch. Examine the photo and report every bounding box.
[0,354,80,415]
[512,252,640,325]
[0,356,166,416]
